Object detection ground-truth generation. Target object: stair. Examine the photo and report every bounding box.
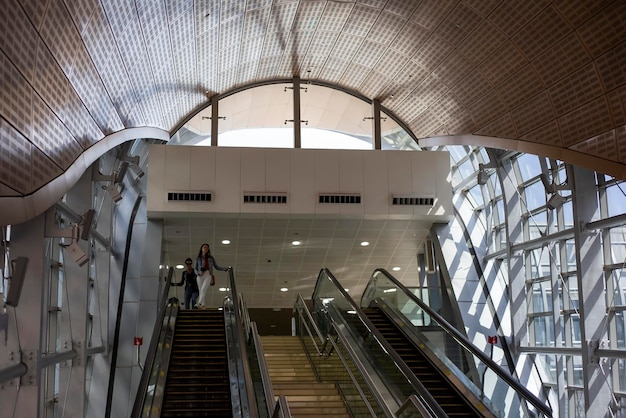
[161,309,231,418]
[261,335,351,418]
[363,308,479,417]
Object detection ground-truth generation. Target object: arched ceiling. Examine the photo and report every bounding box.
[0,0,625,215]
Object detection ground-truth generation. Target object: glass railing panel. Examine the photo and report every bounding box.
[136,300,179,417]
[294,296,389,417]
[396,395,429,418]
[271,395,291,418]
[362,269,549,417]
[248,322,272,418]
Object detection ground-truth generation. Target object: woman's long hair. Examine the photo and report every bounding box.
[197,243,211,258]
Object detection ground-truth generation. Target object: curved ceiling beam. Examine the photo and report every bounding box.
[0,127,169,227]
[420,135,626,181]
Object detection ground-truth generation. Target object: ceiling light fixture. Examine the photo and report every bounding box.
[176,264,184,270]
[222,239,231,245]
[392,266,401,271]
[360,241,369,246]
[280,287,288,292]
[292,240,301,246]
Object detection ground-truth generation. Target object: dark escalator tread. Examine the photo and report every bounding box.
[363,307,479,417]
[161,310,232,417]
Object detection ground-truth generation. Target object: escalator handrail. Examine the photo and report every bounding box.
[294,296,388,417]
[130,267,177,418]
[312,268,448,418]
[251,321,275,418]
[328,321,395,417]
[225,266,259,418]
[366,268,552,417]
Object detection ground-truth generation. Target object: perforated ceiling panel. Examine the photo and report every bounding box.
[0,0,625,200]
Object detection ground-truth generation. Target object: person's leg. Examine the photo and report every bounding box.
[196,274,207,306]
[191,291,199,308]
[184,287,192,309]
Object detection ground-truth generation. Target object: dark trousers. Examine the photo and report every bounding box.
[184,287,199,309]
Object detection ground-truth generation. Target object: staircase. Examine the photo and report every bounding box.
[161,309,231,418]
[363,307,479,417]
[261,335,351,418]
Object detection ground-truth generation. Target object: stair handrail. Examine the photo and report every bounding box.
[250,321,275,418]
[294,294,326,356]
[130,267,178,418]
[364,268,552,417]
[224,266,259,418]
[312,268,448,418]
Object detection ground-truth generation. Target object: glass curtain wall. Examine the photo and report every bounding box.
[435,144,626,418]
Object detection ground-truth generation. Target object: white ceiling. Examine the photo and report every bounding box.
[162,215,432,308]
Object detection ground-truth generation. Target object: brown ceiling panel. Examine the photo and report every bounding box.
[512,6,571,60]
[595,43,626,91]
[476,113,518,139]
[478,41,528,86]
[576,1,626,58]
[496,64,544,110]
[549,64,604,116]
[559,97,613,147]
[531,32,590,87]
[511,91,556,136]
[569,130,618,162]
[488,1,550,38]
[0,120,32,194]
[520,120,563,148]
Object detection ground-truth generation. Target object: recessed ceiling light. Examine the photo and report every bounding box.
[176,264,184,269]
[222,239,231,245]
[219,287,230,292]
[392,266,401,271]
[280,287,288,292]
[360,241,369,246]
[292,240,301,246]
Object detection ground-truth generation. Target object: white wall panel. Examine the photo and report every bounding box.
[214,148,241,212]
[362,150,389,217]
[146,144,452,223]
[290,149,316,214]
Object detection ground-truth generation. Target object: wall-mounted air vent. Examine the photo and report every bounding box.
[243,193,287,204]
[168,192,212,202]
[391,195,435,206]
[318,194,361,204]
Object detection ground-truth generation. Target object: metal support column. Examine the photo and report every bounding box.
[372,99,382,150]
[211,95,219,147]
[570,165,612,416]
[293,77,302,149]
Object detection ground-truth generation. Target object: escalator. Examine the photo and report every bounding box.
[132,267,261,418]
[311,267,552,418]
[362,306,477,417]
[161,309,231,417]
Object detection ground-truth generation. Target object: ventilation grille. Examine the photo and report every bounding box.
[243,193,287,204]
[319,194,361,204]
[168,192,212,202]
[391,195,435,206]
